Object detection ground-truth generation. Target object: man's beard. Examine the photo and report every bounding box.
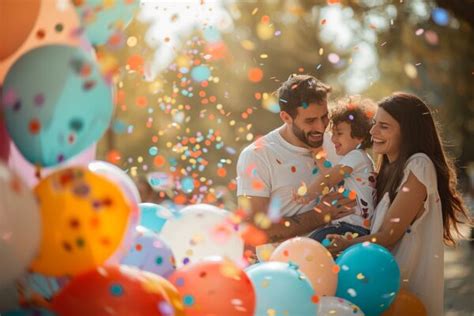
[292,122,324,148]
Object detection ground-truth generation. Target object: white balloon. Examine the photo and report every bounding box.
[88,160,141,264]
[160,203,243,267]
[0,162,41,288]
[318,296,365,316]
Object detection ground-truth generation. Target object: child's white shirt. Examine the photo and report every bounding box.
[332,149,376,229]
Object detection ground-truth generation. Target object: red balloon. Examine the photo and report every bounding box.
[52,266,169,316]
[168,257,256,316]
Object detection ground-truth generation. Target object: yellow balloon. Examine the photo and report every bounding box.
[31,167,131,276]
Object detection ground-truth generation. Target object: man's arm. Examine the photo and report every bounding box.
[239,191,356,244]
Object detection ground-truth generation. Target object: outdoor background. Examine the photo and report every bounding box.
[94,1,473,314]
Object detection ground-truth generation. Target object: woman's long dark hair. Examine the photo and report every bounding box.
[375,92,470,245]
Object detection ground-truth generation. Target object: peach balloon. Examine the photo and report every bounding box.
[0,0,41,61]
[0,0,84,82]
[270,237,338,296]
[382,289,427,316]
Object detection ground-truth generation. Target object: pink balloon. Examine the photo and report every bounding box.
[270,237,338,296]
[8,142,96,187]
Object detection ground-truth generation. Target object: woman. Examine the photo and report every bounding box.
[327,93,471,315]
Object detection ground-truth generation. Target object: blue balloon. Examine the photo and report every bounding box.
[3,308,56,316]
[432,8,449,26]
[74,0,138,45]
[336,242,400,316]
[190,65,211,82]
[246,262,318,315]
[139,203,174,233]
[2,45,113,167]
[16,272,69,303]
[121,228,175,277]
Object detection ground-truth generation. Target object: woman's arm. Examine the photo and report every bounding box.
[327,171,427,255]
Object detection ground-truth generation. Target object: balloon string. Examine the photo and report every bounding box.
[35,165,42,180]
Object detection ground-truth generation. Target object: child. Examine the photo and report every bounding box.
[294,98,377,243]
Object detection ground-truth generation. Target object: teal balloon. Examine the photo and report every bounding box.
[74,0,138,46]
[246,262,318,315]
[190,65,211,82]
[336,243,400,316]
[3,309,55,316]
[139,203,174,233]
[2,45,113,167]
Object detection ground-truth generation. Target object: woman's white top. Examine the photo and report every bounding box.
[371,153,444,316]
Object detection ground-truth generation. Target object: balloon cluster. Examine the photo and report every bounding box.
[0,1,428,316]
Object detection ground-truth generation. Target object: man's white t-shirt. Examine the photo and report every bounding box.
[236,125,340,217]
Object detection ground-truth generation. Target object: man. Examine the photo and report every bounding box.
[236,74,355,258]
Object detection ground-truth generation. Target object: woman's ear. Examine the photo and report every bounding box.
[280,111,293,125]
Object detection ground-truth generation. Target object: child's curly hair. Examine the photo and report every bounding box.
[330,96,377,149]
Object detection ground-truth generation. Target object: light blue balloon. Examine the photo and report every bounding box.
[74,0,138,45]
[3,308,56,316]
[246,262,318,315]
[121,228,175,277]
[336,243,400,316]
[190,65,211,82]
[139,203,174,233]
[18,273,66,301]
[2,45,113,167]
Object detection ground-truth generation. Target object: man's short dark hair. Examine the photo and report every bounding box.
[277,74,332,118]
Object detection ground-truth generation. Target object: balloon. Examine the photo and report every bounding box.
[73,0,139,46]
[17,272,70,306]
[270,237,338,296]
[2,308,56,316]
[30,167,132,276]
[160,204,243,267]
[0,0,83,83]
[246,261,318,315]
[121,226,176,277]
[0,0,40,61]
[51,265,169,316]
[2,45,113,167]
[382,289,427,316]
[139,271,185,316]
[0,162,41,286]
[168,257,255,316]
[139,202,175,233]
[336,242,400,316]
[318,296,365,316]
[8,142,96,188]
[87,160,141,263]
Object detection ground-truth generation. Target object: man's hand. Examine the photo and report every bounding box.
[313,191,356,222]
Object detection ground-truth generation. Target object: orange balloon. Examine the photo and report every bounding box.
[31,167,132,276]
[0,0,82,82]
[270,237,338,296]
[0,0,40,61]
[382,289,427,316]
